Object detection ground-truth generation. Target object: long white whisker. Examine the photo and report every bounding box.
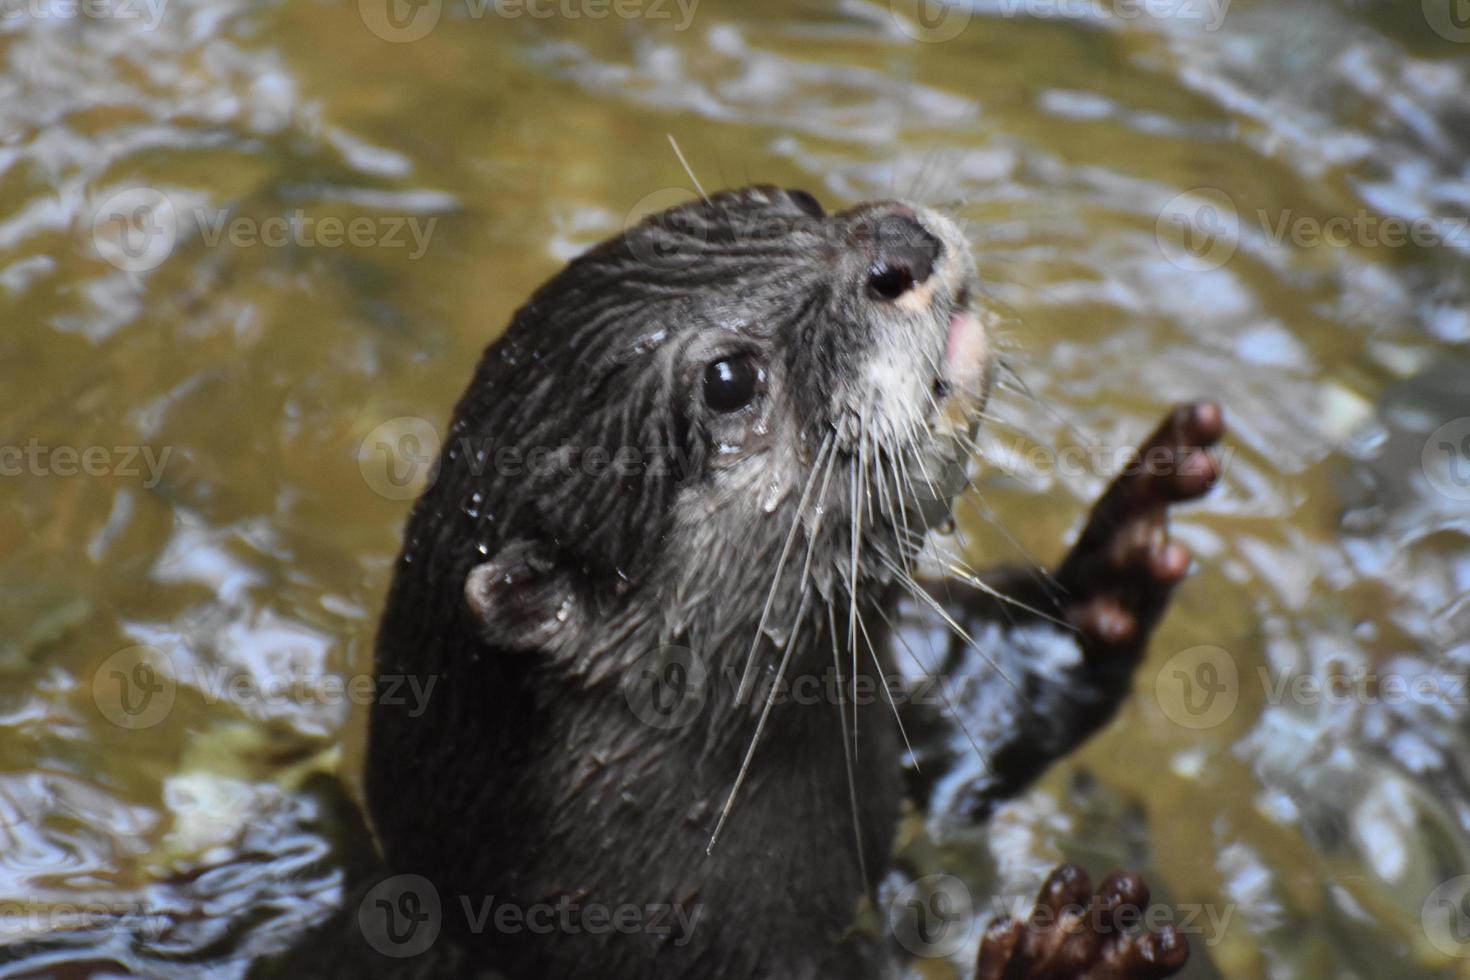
[828,600,870,894]
[710,438,839,853]
[872,602,994,777]
[848,447,862,755]
[851,601,916,766]
[955,493,1064,603]
[666,133,709,202]
[737,435,834,704]
[877,552,1025,696]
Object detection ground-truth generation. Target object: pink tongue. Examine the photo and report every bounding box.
[944,309,986,385]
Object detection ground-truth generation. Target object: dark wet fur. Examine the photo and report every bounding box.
[367,188,922,979]
[315,188,1219,980]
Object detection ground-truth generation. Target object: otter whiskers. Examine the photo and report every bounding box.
[709,431,839,855]
[733,434,835,706]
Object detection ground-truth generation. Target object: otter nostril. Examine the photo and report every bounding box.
[867,261,915,301]
[863,212,942,299]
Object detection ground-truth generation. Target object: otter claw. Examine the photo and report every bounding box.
[1054,401,1224,659]
[975,865,1190,980]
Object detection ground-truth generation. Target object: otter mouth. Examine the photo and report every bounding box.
[910,282,994,532]
[939,286,987,397]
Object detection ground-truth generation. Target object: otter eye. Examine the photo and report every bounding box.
[703,356,761,414]
[867,261,915,301]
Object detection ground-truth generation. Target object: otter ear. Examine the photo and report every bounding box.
[464,541,583,655]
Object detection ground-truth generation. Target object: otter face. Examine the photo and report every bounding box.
[445,186,993,673]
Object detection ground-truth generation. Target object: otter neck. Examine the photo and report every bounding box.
[368,557,906,980]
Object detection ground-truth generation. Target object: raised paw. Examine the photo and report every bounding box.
[976,864,1188,980]
[1053,401,1224,657]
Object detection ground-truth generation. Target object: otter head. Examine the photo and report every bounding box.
[415,186,994,686]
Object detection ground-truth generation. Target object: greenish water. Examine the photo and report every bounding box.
[1,1,1468,976]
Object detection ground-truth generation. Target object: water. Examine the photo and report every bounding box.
[0,1,1467,976]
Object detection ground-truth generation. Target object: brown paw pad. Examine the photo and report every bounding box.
[975,864,1190,980]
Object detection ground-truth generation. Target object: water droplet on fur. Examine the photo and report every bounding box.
[761,482,782,512]
[685,797,711,825]
[763,625,790,647]
[555,600,572,623]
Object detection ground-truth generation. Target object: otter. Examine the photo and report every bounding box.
[297,187,1221,979]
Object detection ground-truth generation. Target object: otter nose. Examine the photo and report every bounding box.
[862,209,942,301]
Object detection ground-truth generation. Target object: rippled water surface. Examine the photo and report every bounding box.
[1,0,1468,976]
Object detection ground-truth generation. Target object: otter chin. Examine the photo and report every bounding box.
[359,185,1208,980]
